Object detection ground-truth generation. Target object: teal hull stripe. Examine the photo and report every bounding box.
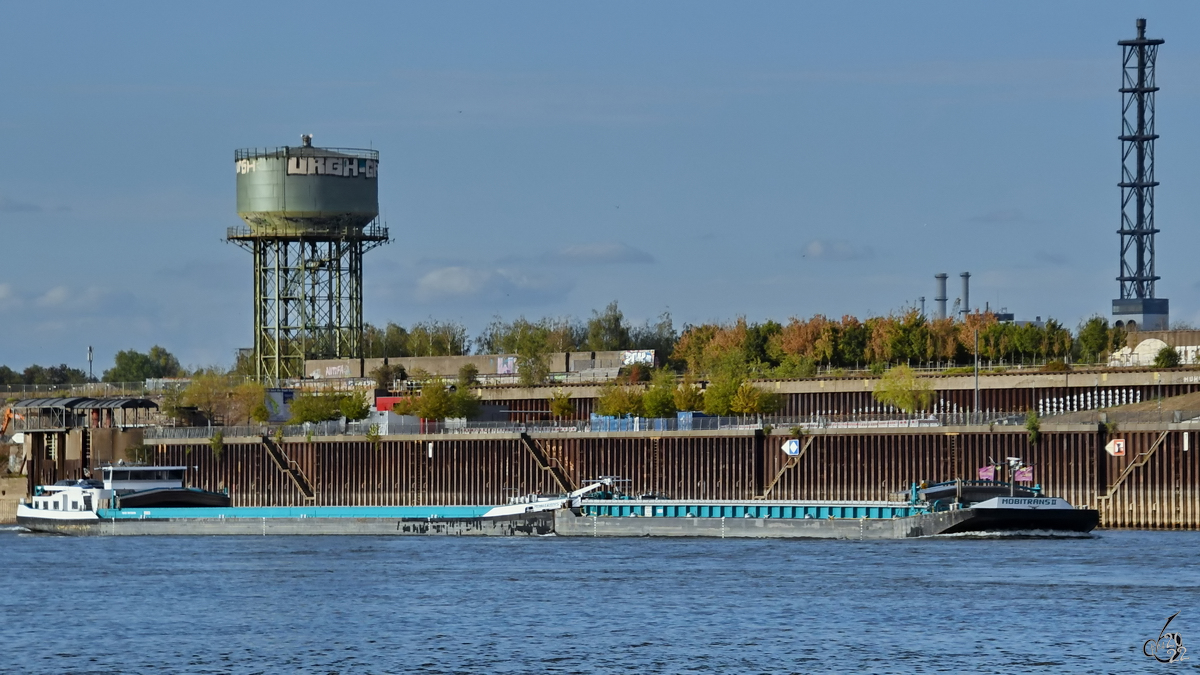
[97,505,492,520]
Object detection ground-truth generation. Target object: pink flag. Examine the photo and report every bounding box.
[1014,466,1034,482]
[978,465,995,480]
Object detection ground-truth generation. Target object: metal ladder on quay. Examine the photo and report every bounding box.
[262,435,316,500]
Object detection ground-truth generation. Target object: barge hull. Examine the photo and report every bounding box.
[17,512,554,537]
[554,508,1099,539]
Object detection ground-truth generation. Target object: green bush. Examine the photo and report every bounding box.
[458,363,479,386]
[595,381,645,416]
[1041,359,1069,372]
[1154,346,1181,369]
[289,391,369,424]
[548,390,575,418]
[702,372,743,416]
[643,370,678,418]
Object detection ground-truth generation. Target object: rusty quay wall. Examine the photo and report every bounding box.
[20,426,1200,530]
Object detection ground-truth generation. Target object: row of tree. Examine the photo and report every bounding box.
[363,302,677,359]
[1,345,186,387]
[591,369,781,417]
[671,312,1128,378]
[365,305,1135,388]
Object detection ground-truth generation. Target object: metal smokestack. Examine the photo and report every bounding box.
[960,272,970,318]
[934,273,948,320]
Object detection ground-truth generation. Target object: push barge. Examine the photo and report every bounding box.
[17,466,1099,538]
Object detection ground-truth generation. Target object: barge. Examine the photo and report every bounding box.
[16,466,1098,538]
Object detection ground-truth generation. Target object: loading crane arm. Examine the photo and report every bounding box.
[1,408,24,441]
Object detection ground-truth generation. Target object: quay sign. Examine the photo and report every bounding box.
[236,157,379,178]
[1106,439,1126,457]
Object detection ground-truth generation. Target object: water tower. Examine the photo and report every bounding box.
[228,135,389,382]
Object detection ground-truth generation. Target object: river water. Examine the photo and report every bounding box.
[1,527,1196,673]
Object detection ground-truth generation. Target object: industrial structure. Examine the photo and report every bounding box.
[934,273,948,320]
[931,272,970,320]
[229,135,389,382]
[1113,19,1168,331]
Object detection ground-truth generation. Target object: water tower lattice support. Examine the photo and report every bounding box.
[232,233,384,382]
[1117,19,1163,301]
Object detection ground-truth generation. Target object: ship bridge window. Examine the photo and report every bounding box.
[71,501,78,510]
[168,470,184,481]
[112,471,129,481]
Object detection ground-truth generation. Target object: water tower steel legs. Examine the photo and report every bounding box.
[248,237,368,382]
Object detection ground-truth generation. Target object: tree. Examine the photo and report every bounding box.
[407,381,479,420]
[1075,316,1111,363]
[730,382,781,415]
[103,346,182,382]
[182,370,234,423]
[287,392,345,424]
[19,363,90,385]
[1154,346,1181,369]
[549,390,575,418]
[369,363,406,390]
[407,320,470,356]
[363,322,411,358]
[338,392,371,421]
[629,311,678,366]
[673,374,705,412]
[458,363,479,386]
[595,380,644,416]
[642,369,678,418]
[586,301,632,351]
[872,365,933,413]
[702,372,743,416]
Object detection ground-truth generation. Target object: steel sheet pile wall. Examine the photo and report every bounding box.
[132,428,1200,529]
[537,435,759,500]
[304,438,559,506]
[153,437,560,507]
[156,441,309,507]
[1098,431,1200,529]
[761,431,1098,509]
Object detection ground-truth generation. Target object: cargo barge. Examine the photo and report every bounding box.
[16,468,1098,538]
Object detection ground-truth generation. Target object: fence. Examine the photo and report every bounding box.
[0,382,166,397]
[140,411,1039,440]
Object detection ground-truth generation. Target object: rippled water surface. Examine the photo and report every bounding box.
[2,527,1197,674]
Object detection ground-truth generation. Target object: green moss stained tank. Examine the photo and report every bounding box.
[235,140,379,236]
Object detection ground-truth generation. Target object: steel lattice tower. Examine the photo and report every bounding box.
[1113,18,1168,330]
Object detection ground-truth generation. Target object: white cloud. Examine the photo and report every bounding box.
[550,242,655,265]
[36,286,70,307]
[803,239,873,262]
[415,267,491,300]
[414,266,569,305]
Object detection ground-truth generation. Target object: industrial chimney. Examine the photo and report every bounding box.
[960,272,970,318]
[934,274,948,320]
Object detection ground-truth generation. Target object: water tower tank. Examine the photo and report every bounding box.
[235,135,379,235]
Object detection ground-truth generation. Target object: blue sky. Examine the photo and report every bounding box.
[2,2,1199,370]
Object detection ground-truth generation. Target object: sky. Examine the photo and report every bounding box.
[2,2,1200,372]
